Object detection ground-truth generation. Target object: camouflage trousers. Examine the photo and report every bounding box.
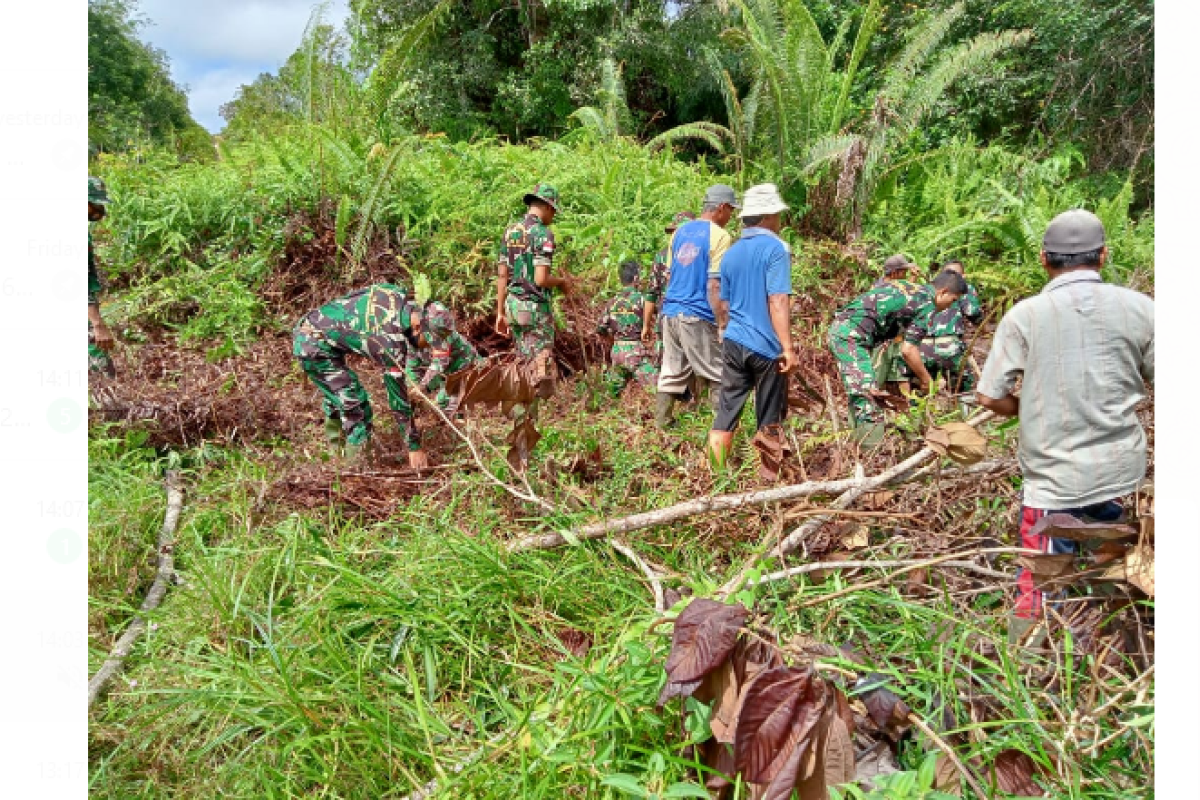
[88,321,115,378]
[296,353,420,451]
[828,330,880,425]
[505,295,555,359]
[505,294,556,427]
[605,340,658,396]
[893,336,976,393]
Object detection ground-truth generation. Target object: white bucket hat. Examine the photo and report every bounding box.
[739,183,789,218]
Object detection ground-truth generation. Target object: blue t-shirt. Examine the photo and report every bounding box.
[720,227,792,359]
[661,220,730,323]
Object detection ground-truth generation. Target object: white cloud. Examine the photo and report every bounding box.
[135,0,351,132]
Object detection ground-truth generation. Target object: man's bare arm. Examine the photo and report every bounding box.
[708,277,727,331]
[534,263,573,292]
[768,294,796,373]
[976,391,1019,417]
[901,342,933,390]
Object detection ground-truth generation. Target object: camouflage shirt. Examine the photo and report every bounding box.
[830,281,935,348]
[598,286,652,341]
[922,282,983,338]
[500,212,556,304]
[293,283,417,371]
[647,248,670,305]
[405,329,481,391]
[88,229,102,306]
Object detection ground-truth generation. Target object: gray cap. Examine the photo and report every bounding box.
[1043,209,1106,254]
[703,184,740,209]
[882,254,910,274]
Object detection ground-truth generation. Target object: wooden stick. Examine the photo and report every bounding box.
[610,539,666,613]
[748,552,1019,587]
[88,471,184,708]
[792,546,1032,609]
[907,712,990,800]
[506,456,1012,553]
[410,385,556,513]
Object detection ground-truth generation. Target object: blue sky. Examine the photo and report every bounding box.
[136,0,351,133]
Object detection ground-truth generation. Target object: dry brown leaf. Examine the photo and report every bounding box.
[1029,513,1137,542]
[734,667,826,784]
[665,599,749,684]
[1016,553,1077,589]
[1124,544,1155,596]
[854,741,899,790]
[838,523,870,551]
[933,754,962,796]
[924,422,987,465]
[861,490,895,510]
[822,714,856,789]
[991,749,1043,797]
[704,661,742,743]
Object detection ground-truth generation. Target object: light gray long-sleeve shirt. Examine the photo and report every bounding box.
[978,270,1154,508]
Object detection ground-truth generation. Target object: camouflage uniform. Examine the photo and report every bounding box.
[895,283,983,392]
[88,177,115,377]
[499,183,562,427]
[828,281,934,425]
[405,301,484,410]
[292,284,422,451]
[597,285,658,395]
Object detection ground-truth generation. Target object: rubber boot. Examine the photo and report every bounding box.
[655,391,676,429]
[323,417,344,454]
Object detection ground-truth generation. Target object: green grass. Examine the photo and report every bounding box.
[89,394,1152,799]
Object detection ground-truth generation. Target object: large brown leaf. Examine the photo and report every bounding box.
[854,741,899,790]
[1028,513,1138,542]
[856,675,912,741]
[657,676,703,708]
[445,361,538,406]
[703,661,742,743]
[822,713,856,790]
[665,599,749,683]
[701,739,738,791]
[1124,543,1155,596]
[1016,553,1077,590]
[506,417,541,473]
[924,422,987,465]
[991,749,1042,797]
[752,425,794,481]
[734,667,826,784]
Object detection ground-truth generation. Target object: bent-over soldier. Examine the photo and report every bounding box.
[405,300,484,411]
[598,260,658,396]
[828,270,965,443]
[293,283,429,468]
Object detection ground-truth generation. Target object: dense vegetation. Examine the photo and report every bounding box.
[88,1,1155,797]
[87,0,211,159]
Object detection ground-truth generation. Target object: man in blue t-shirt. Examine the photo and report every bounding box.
[708,184,796,470]
[654,184,739,428]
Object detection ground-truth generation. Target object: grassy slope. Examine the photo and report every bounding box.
[88,134,1154,799]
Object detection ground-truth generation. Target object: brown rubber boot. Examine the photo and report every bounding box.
[655,391,676,429]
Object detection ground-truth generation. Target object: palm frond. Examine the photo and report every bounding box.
[646,122,732,154]
[882,1,964,103]
[364,0,454,123]
[829,0,882,135]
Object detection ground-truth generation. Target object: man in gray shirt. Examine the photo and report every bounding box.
[977,209,1154,641]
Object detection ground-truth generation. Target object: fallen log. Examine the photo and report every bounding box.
[88,471,184,708]
[508,455,1012,553]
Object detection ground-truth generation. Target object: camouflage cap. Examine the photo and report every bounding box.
[88,176,110,205]
[665,211,697,233]
[421,300,458,338]
[523,182,560,212]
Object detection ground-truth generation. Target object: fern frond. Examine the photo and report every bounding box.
[646,122,732,154]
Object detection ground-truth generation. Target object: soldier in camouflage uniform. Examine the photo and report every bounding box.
[493,183,573,431]
[895,259,984,393]
[598,260,659,396]
[405,300,484,411]
[293,283,429,468]
[88,177,116,378]
[644,211,697,364]
[869,254,923,387]
[828,270,966,439]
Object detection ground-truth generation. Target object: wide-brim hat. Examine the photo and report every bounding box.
[88,175,110,205]
[523,182,560,212]
[739,183,789,218]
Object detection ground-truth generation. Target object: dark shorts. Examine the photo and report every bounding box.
[712,339,787,432]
